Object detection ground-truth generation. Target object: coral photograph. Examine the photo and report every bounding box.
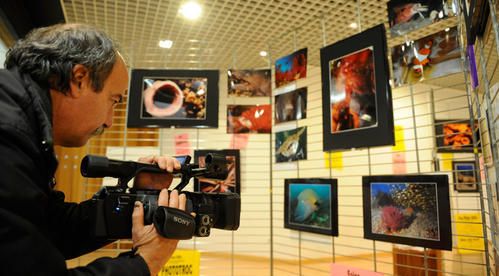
[275,48,308,88]
[141,77,207,119]
[329,47,377,133]
[370,182,439,240]
[435,119,480,152]
[227,69,271,97]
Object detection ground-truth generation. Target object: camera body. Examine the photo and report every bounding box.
[81,154,240,240]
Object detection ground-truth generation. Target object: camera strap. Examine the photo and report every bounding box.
[153,206,195,240]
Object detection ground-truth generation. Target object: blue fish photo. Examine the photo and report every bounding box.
[284,179,338,236]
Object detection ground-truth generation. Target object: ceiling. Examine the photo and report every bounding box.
[60,0,462,70]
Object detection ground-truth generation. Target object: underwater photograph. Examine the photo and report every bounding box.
[370,182,439,240]
[275,48,308,88]
[141,77,208,119]
[275,127,307,163]
[288,183,331,229]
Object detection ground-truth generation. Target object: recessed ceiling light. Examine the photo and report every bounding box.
[349,22,358,29]
[179,2,202,20]
[259,51,268,57]
[159,40,173,48]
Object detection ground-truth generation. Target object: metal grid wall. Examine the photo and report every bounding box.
[58,0,499,275]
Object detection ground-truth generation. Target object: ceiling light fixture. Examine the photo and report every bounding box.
[159,40,173,48]
[349,22,358,29]
[259,51,268,57]
[179,2,202,20]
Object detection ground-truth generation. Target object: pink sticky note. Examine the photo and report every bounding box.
[330,263,383,276]
[174,133,191,156]
[392,152,407,174]
[230,134,249,150]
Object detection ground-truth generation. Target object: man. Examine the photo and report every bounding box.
[0,23,185,275]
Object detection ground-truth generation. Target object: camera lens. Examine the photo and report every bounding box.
[201,215,211,225]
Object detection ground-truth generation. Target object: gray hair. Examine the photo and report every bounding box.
[5,23,117,93]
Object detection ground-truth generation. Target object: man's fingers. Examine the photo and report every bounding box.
[158,188,169,206]
[178,193,186,211]
[132,201,145,235]
[169,189,179,208]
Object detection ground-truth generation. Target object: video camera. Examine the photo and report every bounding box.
[80,153,240,240]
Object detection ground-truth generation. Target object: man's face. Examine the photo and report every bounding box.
[51,56,129,147]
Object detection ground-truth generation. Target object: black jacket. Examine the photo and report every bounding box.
[0,68,149,275]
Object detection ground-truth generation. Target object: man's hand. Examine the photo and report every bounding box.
[132,189,186,275]
[134,155,181,190]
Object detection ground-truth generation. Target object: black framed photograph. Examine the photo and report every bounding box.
[320,24,394,151]
[461,0,490,45]
[227,69,271,97]
[387,0,456,37]
[227,104,272,133]
[275,48,308,88]
[284,178,338,236]
[193,149,241,194]
[127,69,219,128]
[391,27,461,86]
[435,119,480,153]
[452,161,479,192]
[363,174,452,250]
[274,87,307,124]
[275,127,307,163]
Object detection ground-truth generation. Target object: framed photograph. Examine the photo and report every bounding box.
[435,119,480,153]
[275,48,308,88]
[193,149,241,194]
[320,24,394,151]
[363,174,452,250]
[127,69,219,128]
[452,161,479,192]
[227,69,271,97]
[461,0,490,45]
[387,0,456,37]
[227,104,271,133]
[284,178,338,236]
[391,27,461,87]
[274,87,307,124]
[275,127,307,163]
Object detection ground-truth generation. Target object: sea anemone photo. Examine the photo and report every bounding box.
[363,175,452,250]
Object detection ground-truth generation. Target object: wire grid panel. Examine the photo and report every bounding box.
[65,1,498,276]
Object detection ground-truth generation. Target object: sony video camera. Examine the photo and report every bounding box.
[80,153,240,240]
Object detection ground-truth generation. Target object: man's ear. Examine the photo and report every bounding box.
[68,64,90,98]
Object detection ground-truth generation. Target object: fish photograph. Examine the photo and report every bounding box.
[387,0,455,37]
[391,27,461,86]
[227,69,271,97]
[275,127,307,163]
[194,149,241,194]
[452,161,479,192]
[227,104,272,134]
[329,47,377,133]
[275,48,308,88]
[274,87,307,124]
[284,178,338,235]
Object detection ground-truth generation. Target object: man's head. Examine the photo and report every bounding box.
[5,23,129,147]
